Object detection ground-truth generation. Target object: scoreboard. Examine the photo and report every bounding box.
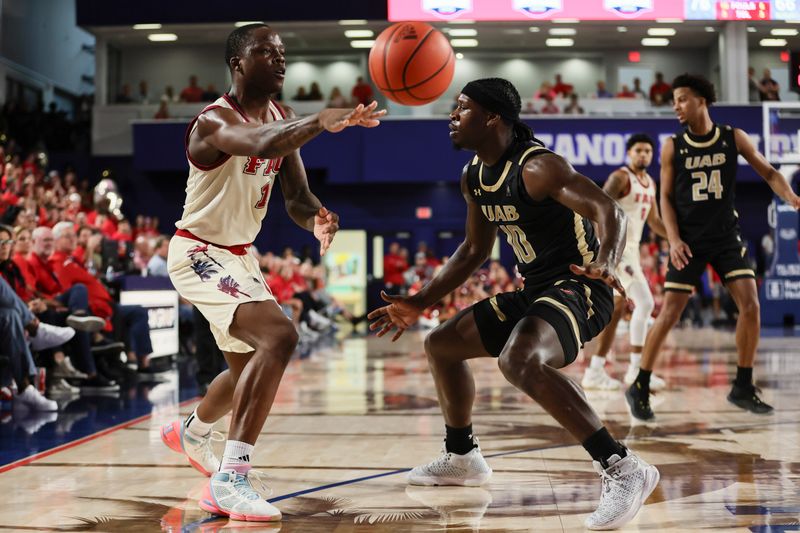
[389,0,800,21]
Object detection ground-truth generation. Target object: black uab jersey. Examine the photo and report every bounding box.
[466,140,599,287]
[671,124,740,247]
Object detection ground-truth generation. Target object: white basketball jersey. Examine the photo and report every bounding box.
[176,94,285,246]
[615,167,656,251]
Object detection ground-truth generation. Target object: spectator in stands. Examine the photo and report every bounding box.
[179,75,204,103]
[540,94,560,114]
[147,235,169,276]
[534,82,556,101]
[132,235,152,273]
[328,86,347,107]
[760,68,780,101]
[595,80,613,98]
[632,77,647,99]
[616,84,636,98]
[563,93,584,115]
[351,76,374,106]
[115,84,134,104]
[649,72,671,105]
[383,242,408,292]
[202,84,220,101]
[50,222,155,374]
[112,218,133,243]
[552,73,573,97]
[154,101,170,119]
[137,80,151,104]
[293,86,308,101]
[307,82,324,101]
[161,85,179,103]
[748,67,762,102]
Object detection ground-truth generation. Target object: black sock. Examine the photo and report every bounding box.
[582,427,627,467]
[734,366,753,388]
[635,369,652,391]
[445,424,475,455]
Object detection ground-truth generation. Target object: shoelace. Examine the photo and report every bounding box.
[231,470,273,499]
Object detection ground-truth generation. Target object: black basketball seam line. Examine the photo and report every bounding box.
[405,47,454,101]
[376,48,455,95]
[400,27,434,91]
[381,23,404,94]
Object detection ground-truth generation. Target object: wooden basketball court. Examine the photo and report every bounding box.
[0,326,798,532]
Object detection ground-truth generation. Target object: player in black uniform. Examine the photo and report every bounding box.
[368,78,659,530]
[626,74,800,421]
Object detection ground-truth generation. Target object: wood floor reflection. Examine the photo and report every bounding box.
[1,326,799,532]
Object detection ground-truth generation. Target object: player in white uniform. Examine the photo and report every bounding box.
[581,134,668,391]
[159,24,384,522]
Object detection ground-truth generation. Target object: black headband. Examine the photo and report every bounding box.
[461,81,519,122]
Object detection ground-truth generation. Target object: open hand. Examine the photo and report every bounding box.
[313,207,339,256]
[668,239,693,271]
[570,262,628,300]
[320,101,387,133]
[367,291,424,341]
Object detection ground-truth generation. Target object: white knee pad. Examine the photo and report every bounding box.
[628,278,655,347]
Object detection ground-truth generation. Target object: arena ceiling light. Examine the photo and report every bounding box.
[546,38,574,47]
[771,28,799,36]
[529,26,540,32]
[548,28,576,35]
[234,21,263,27]
[344,29,374,38]
[617,26,628,32]
[448,28,478,36]
[760,38,788,46]
[456,52,464,59]
[647,28,676,36]
[705,26,716,32]
[133,23,161,30]
[148,33,178,42]
[656,18,683,23]
[349,40,375,48]
[339,19,368,25]
[552,18,580,23]
[450,38,479,47]
[641,37,670,46]
[747,26,758,32]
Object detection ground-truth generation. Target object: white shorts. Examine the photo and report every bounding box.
[168,235,275,353]
[615,249,648,296]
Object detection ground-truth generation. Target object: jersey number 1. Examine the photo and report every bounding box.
[691,170,723,201]
[500,225,536,264]
[255,183,270,209]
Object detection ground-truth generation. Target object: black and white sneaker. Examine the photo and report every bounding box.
[80,374,120,393]
[625,383,655,421]
[727,383,774,414]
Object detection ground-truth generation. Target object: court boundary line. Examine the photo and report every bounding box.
[0,395,201,475]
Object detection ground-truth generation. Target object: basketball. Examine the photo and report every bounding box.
[368,21,455,106]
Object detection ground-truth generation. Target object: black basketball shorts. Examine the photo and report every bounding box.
[665,234,755,293]
[472,277,613,365]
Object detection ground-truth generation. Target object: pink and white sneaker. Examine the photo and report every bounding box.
[161,420,222,476]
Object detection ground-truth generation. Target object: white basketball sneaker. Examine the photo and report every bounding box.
[199,470,281,522]
[623,366,666,391]
[582,366,622,391]
[407,439,492,487]
[161,420,222,476]
[585,452,660,530]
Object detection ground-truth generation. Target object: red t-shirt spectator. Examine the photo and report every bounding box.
[49,250,113,320]
[649,81,671,103]
[553,81,574,97]
[383,253,408,287]
[0,260,33,301]
[617,88,636,98]
[12,252,37,297]
[180,86,203,103]
[27,251,63,299]
[264,273,295,303]
[351,80,374,106]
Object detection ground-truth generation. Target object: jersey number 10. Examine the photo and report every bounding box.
[691,169,723,201]
[500,225,536,264]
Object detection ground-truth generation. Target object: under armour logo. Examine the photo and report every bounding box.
[506,186,511,196]
[473,188,482,196]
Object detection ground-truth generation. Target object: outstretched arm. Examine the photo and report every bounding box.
[191,101,385,163]
[522,154,627,294]
[735,128,800,209]
[368,166,497,340]
[276,106,340,255]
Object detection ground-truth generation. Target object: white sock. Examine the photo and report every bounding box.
[629,353,642,368]
[590,355,606,369]
[221,440,254,474]
[184,409,214,438]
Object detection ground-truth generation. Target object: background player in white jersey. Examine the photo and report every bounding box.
[159,24,384,522]
[581,134,668,391]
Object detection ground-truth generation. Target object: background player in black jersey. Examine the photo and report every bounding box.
[626,74,800,421]
[369,78,659,530]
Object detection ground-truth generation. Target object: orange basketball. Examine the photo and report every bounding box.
[368,22,455,106]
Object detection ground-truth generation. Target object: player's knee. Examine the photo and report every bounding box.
[638,293,655,316]
[497,348,547,386]
[423,323,447,360]
[738,297,760,319]
[258,322,299,359]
